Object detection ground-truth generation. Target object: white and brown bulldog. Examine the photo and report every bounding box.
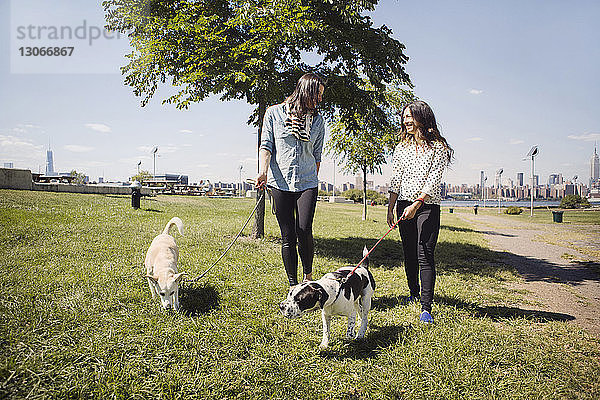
[280,247,376,349]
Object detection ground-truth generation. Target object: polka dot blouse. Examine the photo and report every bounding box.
[389,140,449,204]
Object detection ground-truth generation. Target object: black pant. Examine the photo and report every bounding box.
[397,200,440,313]
[270,187,318,286]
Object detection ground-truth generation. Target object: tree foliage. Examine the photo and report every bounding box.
[327,85,414,219]
[103,0,410,122]
[131,170,153,183]
[342,188,387,205]
[103,0,412,233]
[69,170,87,185]
[560,194,590,209]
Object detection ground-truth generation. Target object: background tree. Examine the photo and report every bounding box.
[103,0,411,237]
[560,194,590,209]
[327,86,414,220]
[131,170,153,183]
[69,170,87,185]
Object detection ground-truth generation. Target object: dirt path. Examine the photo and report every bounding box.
[457,213,600,337]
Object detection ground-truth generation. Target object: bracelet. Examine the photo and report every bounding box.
[414,198,424,207]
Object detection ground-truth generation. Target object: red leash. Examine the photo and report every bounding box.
[347,215,404,276]
[333,215,403,301]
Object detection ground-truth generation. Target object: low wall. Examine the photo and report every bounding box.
[0,168,32,190]
[32,183,151,196]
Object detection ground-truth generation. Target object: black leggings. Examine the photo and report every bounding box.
[270,187,318,286]
[397,200,441,313]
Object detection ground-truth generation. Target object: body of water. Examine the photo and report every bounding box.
[440,200,561,208]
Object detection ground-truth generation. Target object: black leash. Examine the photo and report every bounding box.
[185,190,266,284]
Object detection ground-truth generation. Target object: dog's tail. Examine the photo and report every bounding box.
[163,217,184,236]
[359,245,369,269]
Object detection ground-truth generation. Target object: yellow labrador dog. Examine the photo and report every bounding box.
[145,217,186,311]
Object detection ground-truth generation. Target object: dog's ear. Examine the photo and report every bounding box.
[174,272,187,283]
[145,275,158,283]
[317,285,329,308]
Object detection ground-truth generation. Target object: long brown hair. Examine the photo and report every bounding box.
[400,100,453,162]
[286,73,325,116]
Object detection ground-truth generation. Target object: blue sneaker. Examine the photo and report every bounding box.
[420,310,434,324]
[400,295,420,305]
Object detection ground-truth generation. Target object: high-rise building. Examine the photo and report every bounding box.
[548,174,562,185]
[591,143,600,185]
[517,172,523,187]
[46,149,56,176]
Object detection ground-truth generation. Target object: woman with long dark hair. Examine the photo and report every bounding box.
[256,73,325,286]
[387,100,453,323]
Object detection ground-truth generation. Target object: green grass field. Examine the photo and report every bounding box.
[1,190,599,399]
[448,205,600,225]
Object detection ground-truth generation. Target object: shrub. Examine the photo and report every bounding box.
[505,206,523,215]
[560,194,590,209]
[342,189,388,205]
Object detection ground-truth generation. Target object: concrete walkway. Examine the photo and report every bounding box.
[457,212,600,337]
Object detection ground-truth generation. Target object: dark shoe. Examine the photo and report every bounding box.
[420,310,434,324]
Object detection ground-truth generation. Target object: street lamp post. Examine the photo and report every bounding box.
[523,146,539,217]
[483,176,487,208]
[238,164,243,197]
[151,146,158,178]
[496,168,503,213]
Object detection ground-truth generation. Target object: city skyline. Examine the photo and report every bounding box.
[1,1,599,188]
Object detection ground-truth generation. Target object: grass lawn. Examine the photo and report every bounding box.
[1,189,599,399]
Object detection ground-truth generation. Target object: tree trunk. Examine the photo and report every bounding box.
[362,167,367,221]
[251,98,267,239]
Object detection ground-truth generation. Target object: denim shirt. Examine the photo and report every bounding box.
[260,103,325,192]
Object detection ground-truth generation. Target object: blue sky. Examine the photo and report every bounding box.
[1,0,599,187]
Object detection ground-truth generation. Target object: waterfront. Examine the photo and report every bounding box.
[441,200,561,208]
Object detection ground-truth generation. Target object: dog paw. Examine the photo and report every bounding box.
[319,342,329,350]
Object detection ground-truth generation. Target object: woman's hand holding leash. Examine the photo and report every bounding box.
[400,203,419,221]
[255,173,267,190]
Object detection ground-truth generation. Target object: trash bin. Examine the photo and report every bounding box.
[552,210,563,223]
[449,208,454,214]
[130,181,142,209]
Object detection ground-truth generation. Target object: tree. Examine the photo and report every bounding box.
[131,170,153,183]
[103,0,411,236]
[560,194,590,209]
[327,86,414,220]
[69,170,87,185]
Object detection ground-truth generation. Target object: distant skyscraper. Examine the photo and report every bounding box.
[591,143,600,184]
[46,149,56,176]
[548,174,561,185]
[517,172,524,186]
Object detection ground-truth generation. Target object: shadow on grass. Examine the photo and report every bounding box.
[317,236,599,284]
[143,208,163,213]
[441,224,517,237]
[319,323,409,360]
[436,295,574,322]
[316,237,404,268]
[179,282,220,316]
